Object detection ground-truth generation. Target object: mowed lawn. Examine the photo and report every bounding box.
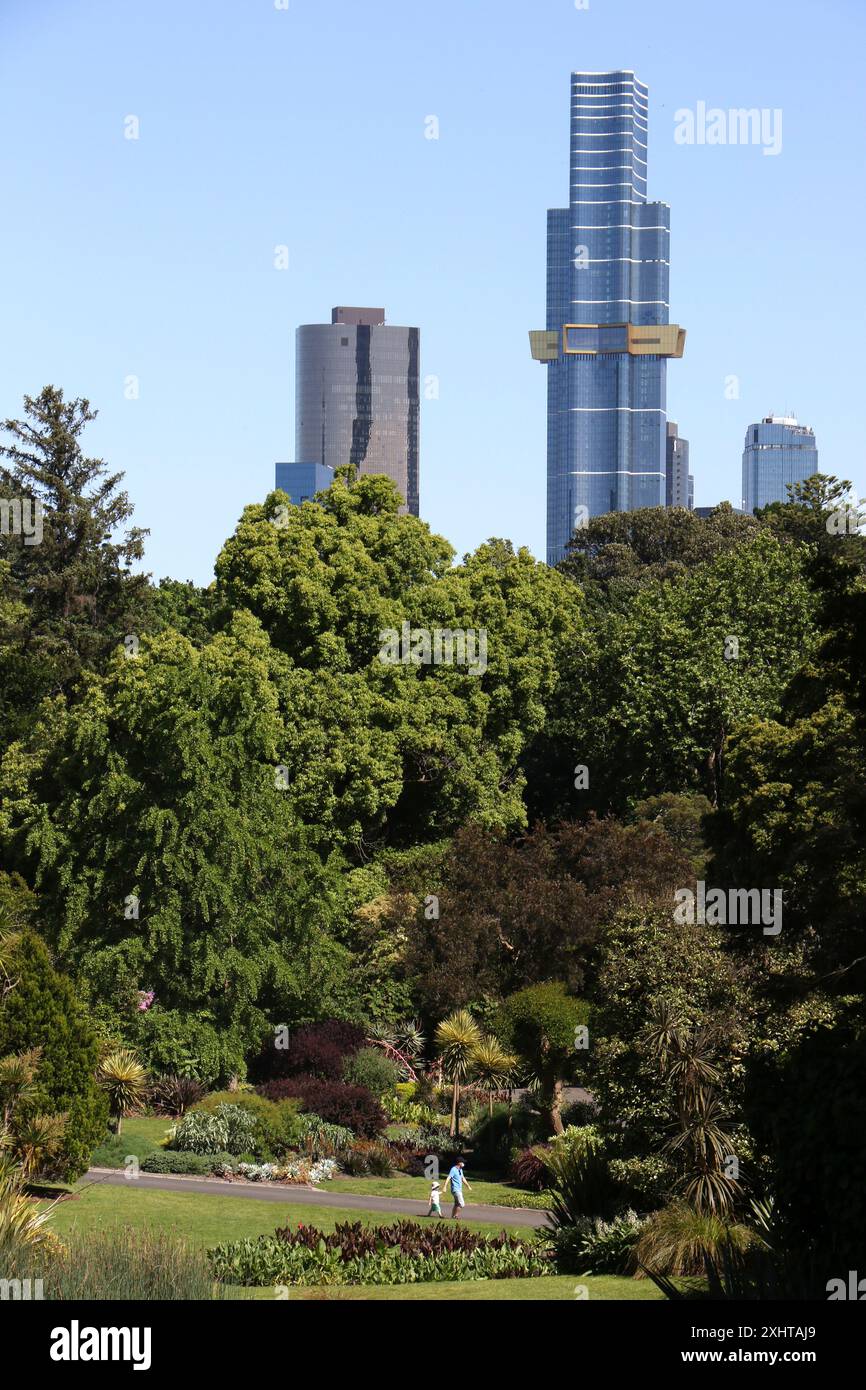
[50,1182,536,1246]
[47,1183,660,1301]
[325,1175,548,1209]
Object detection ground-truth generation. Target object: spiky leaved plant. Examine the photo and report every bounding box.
[97,1048,148,1136]
[434,1009,481,1139]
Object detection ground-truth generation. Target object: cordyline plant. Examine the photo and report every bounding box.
[273,1219,533,1261]
[643,1001,740,1217]
[97,1048,148,1136]
[434,1009,481,1138]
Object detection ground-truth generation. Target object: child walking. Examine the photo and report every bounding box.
[426,1180,443,1218]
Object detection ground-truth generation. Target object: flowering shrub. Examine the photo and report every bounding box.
[210,1156,337,1184]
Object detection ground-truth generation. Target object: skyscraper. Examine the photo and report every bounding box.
[530,71,686,564]
[294,307,420,515]
[741,415,819,513]
[665,421,691,508]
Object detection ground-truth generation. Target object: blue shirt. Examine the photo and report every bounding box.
[448,1165,463,1191]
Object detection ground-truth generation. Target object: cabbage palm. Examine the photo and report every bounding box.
[470,1035,517,1116]
[0,1048,42,1128]
[97,1048,148,1135]
[435,1010,481,1138]
[13,1111,67,1181]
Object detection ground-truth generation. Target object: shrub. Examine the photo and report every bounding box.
[259,1076,386,1138]
[298,1115,355,1159]
[471,1104,540,1170]
[380,1092,437,1127]
[510,1147,550,1192]
[608,1154,674,1210]
[551,1210,645,1274]
[342,1046,400,1098]
[209,1219,549,1286]
[167,1104,259,1157]
[342,1140,393,1177]
[149,1074,205,1117]
[248,1020,366,1083]
[193,1091,303,1157]
[542,1126,619,1224]
[634,1201,763,1278]
[0,931,108,1181]
[140,1150,235,1175]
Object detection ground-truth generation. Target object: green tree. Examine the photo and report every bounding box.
[0,931,107,1180]
[495,983,590,1136]
[0,613,351,1083]
[0,387,149,742]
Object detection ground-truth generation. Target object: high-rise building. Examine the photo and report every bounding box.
[665,421,690,508]
[274,461,333,504]
[530,71,686,564]
[741,415,819,513]
[293,307,419,515]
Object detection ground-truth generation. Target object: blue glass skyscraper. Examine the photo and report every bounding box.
[741,415,819,513]
[530,71,686,564]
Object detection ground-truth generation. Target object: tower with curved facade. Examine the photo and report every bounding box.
[530,71,686,564]
[294,307,419,515]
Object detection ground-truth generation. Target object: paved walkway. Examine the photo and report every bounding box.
[85,1167,549,1229]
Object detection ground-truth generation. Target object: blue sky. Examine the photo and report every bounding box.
[1,0,863,584]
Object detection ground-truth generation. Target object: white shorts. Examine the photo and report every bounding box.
[451,1189,465,1207]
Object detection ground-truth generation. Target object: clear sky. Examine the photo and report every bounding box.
[1,0,864,584]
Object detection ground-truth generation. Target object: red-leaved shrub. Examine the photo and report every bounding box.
[257,1076,386,1138]
[248,1020,366,1083]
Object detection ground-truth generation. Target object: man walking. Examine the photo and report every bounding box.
[447,1158,471,1219]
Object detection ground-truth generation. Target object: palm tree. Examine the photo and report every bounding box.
[97,1048,148,1136]
[435,1009,481,1138]
[470,1035,517,1116]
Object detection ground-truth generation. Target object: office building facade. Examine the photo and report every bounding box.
[530,71,686,564]
[665,421,691,508]
[741,415,819,513]
[294,307,419,515]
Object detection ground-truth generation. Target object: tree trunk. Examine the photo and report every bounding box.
[116,1113,123,1137]
[450,1080,459,1138]
[544,1078,564,1136]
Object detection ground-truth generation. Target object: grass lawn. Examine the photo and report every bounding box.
[45,1184,662,1301]
[325,1175,548,1210]
[49,1182,531,1247]
[266,1275,664,1301]
[90,1115,172,1167]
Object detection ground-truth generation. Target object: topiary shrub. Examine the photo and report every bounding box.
[258,1076,385,1138]
[0,930,108,1181]
[141,1150,235,1175]
[342,1046,400,1098]
[248,1020,366,1083]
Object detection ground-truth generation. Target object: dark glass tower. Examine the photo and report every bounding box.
[665,422,690,508]
[295,307,419,515]
[530,71,686,564]
[741,415,818,513]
